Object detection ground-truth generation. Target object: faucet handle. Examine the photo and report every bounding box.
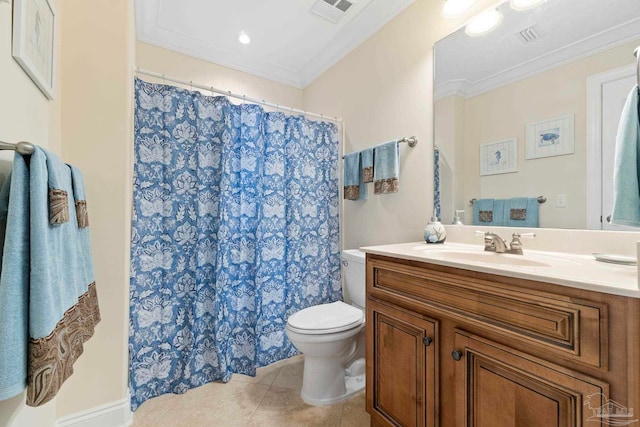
[475,230,488,236]
[512,232,536,239]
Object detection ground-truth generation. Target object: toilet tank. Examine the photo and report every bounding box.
[341,249,366,309]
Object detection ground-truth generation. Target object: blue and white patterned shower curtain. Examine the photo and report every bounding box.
[129,78,342,410]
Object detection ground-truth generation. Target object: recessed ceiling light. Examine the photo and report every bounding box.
[465,9,503,36]
[510,0,546,11]
[442,0,476,18]
[238,31,251,45]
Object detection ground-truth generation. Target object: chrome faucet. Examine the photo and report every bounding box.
[475,231,536,255]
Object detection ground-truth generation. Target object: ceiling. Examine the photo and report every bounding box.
[434,0,640,99]
[135,0,415,89]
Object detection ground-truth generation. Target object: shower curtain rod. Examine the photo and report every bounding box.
[135,68,343,124]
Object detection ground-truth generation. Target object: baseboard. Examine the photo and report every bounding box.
[56,394,132,427]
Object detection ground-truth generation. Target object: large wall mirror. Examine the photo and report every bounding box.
[434,0,640,230]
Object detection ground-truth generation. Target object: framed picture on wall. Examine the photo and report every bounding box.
[12,0,56,99]
[480,138,517,176]
[525,114,574,159]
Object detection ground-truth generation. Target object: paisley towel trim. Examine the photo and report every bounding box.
[510,208,527,220]
[49,189,69,225]
[362,167,374,183]
[479,210,493,222]
[26,282,100,407]
[344,185,360,200]
[75,201,89,228]
[373,178,399,195]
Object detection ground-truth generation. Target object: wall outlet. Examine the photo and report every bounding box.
[556,194,567,208]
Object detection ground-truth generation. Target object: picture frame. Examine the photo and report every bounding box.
[525,113,574,159]
[12,0,56,99]
[480,138,517,176]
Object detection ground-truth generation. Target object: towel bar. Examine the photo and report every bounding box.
[342,136,418,158]
[0,140,35,155]
[469,196,546,205]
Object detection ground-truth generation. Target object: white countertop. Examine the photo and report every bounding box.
[360,241,640,298]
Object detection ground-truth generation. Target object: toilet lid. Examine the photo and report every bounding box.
[287,301,364,334]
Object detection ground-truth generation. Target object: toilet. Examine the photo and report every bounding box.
[285,249,367,406]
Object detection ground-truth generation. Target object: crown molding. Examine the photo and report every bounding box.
[299,0,415,87]
[435,17,640,101]
[136,0,415,89]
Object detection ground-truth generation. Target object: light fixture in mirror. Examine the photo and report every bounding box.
[509,0,546,11]
[434,0,640,230]
[465,9,503,36]
[442,0,475,18]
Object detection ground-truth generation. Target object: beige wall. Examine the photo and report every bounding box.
[302,0,496,249]
[137,42,304,109]
[0,0,59,425]
[53,0,135,418]
[436,40,639,229]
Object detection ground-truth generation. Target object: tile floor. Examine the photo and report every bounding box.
[132,355,370,427]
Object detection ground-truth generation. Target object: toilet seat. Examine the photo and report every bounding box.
[287,301,364,335]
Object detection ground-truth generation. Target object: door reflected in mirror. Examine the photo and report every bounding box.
[434,0,640,230]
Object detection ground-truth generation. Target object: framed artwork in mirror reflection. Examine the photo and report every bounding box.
[525,114,574,159]
[480,138,517,176]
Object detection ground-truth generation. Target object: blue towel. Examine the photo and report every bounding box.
[472,198,505,226]
[68,165,89,228]
[503,197,539,228]
[0,147,99,406]
[611,85,640,227]
[361,148,374,183]
[343,152,366,201]
[373,141,399,194]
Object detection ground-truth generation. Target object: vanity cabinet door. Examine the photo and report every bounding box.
[367,299,437,427]
[452,331,609,427]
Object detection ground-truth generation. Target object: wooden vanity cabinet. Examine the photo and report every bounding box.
[365,254,640,427]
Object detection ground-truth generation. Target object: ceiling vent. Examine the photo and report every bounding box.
[515,25,541,44]
[310,0,355,24]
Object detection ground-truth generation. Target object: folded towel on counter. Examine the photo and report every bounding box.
[472,198,505,226]
[0,147,100,406]
[503,197,539,228]
[373,140,399,195]
[611,85,640,227]
[361,148,374,183]
[343,152,366,201]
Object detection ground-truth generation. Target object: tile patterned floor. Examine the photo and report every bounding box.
[132,355,370,427]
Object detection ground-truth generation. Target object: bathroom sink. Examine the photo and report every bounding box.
[424,250,581,268]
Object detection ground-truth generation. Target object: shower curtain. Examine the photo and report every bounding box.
[129,78,342,410]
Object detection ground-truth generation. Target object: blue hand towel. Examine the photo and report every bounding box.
[0,147,100,406]
[472,198,505,226]
[361,148,374,183]
[343,152,366,201]
[503,197,539,228]
[373,141,399,194]
[69,165,89,228]
[611,85,640,227]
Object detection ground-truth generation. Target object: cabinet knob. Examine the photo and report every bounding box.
[451,350,463,361]
[422,336,433,346]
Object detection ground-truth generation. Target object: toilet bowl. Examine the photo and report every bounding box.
[285,249,366,406]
